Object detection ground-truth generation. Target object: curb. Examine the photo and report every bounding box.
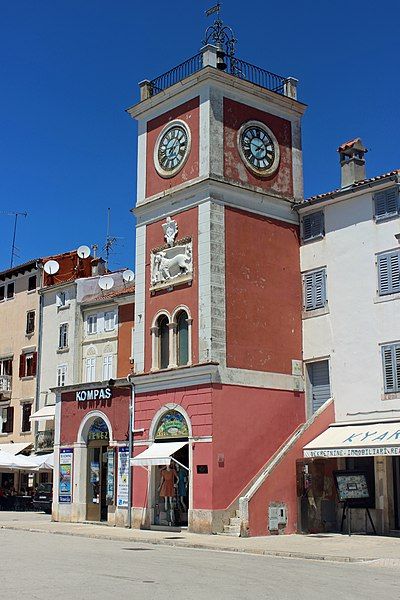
[0,524,374,564]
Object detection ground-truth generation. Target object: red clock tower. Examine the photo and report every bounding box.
[128,16,307,535]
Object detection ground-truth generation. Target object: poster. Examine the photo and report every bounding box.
[106,450,115,504]
[334,471,370,501]
[59,448,73,503]
[117,447,129,508]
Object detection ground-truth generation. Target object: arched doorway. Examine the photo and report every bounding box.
[86,417,111,522]
[153,410,190,528]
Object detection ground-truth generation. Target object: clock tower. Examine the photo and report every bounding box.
[128,14,307,536]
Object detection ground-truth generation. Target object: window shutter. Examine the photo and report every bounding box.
[302,211,324,241]
[378,254,390,295]
[304,273,315,310]
[309,361,331,413]
[32,352,37,376]
[314,270,326,308]
[390,252,400,294]
[378,251,400,295]
[6,406,14,433]
[395,345,400,393]
[382,346,395,392]
[375,188,399,220]
[19,354,26,378]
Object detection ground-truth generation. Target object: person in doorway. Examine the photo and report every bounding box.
[158,464,178,525]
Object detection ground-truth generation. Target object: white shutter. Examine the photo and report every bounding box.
[102,355,113,380]
[309,361,331,413]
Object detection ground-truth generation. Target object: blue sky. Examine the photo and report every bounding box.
[1,1,399,272]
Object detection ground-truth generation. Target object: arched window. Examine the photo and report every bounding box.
[176,311,189,366]
[158,315,169,369]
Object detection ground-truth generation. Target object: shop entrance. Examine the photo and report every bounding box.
[86,418,110,522]
[393,457,400,530]
[152,410,190,528]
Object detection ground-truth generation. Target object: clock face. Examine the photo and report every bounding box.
[238,121,280,177]
[155,122,190,177]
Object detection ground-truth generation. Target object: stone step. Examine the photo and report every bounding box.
[229,517,241,526]
[223,524,241,534]
[217,530,241,537]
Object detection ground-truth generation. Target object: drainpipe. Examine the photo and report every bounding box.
[127,375,135,529]
[34,268,44,455]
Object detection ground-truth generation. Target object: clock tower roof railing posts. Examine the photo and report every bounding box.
[137,47,298,103]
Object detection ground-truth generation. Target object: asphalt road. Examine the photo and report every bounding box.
[1,529,398,600]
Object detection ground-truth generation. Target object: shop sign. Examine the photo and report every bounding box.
[87,417,109,442]
[155,410,189,439]
[59,448,73,503]
[106,450,115,504]
[76,388,112,402]
[305,446,400,458]
[117,447,129,508]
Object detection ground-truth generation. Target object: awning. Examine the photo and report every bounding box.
[0,442,32,456]
[131,441,188,467]
[304,421,400,458]
[31,452,54,470]
[0,450,36,470]
[30,405,56,422]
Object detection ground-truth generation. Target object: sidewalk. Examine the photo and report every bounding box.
[1,511,399,564]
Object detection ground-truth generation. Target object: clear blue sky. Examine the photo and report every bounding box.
[1,1,399,272]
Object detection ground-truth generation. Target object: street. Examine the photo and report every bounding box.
[1,528,398,600]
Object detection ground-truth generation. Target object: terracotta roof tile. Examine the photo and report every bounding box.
[81,284,135,304]
[337,138,361,152]
[298,169,400,207]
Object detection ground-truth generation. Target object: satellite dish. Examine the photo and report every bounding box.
[43,260,60,275]
[77,245,91,259]
[98,275,114,291]
[122,269,135,283]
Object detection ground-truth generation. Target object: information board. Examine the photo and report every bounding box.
[117,447,129,508]
[59,448,73,503]
[333,470,370,504]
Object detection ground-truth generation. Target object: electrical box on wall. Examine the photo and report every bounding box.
[268,503,288,534]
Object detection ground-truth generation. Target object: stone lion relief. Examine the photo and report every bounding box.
[151,242,192,289]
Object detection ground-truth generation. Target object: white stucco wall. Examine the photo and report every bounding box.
[301,183,400,422]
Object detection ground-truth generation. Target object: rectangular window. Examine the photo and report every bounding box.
[26,311,35,335]
[104,311,116,332]
[20,352,37,378]
[56,291,67,307]
[374,187,399,221]
[303,268,327,311]
[87,315,97,335]
[382,343,400,393]
[102,355,113,380]
[58,323,68,349]
[378,250,400,296]
[21,403,32,433]
[57,364,67,387]
[307,360,331,414]
[0,358,13,377]
[302,211,324,242]
[28,275,37,291]
[1,406,14,434]
[0,286,4,301]
[86,357,96,383]
[7,282,15,299]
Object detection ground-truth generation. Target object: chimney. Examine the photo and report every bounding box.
[91,258,106,277]
[337,138,367,188]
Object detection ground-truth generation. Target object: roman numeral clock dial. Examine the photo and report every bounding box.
[154,121,191,178]
[238,120,280,177]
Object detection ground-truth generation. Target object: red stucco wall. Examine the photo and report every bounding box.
[225,206,302,373]
[117,302,134,378]
[248,401,335,536]
[211,384,305,509]
[223,97,293,197]
[144,207,199,372]
[60,388,130,445]
[146,97,199,198]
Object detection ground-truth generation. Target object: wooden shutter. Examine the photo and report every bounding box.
[302,211,324,241]
[5,406,14,433]
[304,269,326,310]
[374,188,399,220]
[19,353,26,378]
[309,361,331,413]
[382,345,396,392]
[378,251,400,295]
[31,352,37,376]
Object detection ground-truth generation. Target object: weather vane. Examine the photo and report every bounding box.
[203,3,236,59]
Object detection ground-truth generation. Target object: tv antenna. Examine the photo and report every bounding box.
[103,208,123,272]
[0,211,28,268]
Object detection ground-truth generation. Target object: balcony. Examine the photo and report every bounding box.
[35,429,55,452]
[140,46,298,101]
